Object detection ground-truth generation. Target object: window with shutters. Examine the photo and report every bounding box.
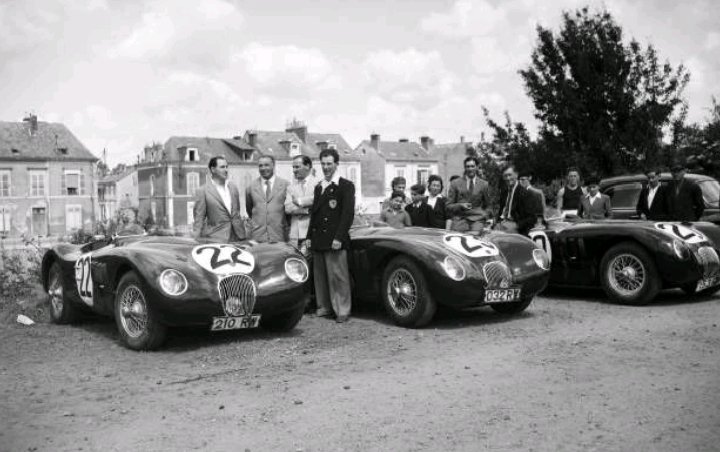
[66,205,82,230]
[29,171,47,197]
[0,171,10,197]
[0,207,11,233]
[64,170,80,196]
[186,172,200,196]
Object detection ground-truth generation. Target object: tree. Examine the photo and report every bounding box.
[670,97,720,178]
[520,7,689,177]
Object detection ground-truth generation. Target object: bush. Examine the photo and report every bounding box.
[0,245,44,305]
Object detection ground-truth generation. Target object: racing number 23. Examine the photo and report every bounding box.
[76,256,92,298]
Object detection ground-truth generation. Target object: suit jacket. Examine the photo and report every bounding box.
[405,202,431,227]
[446,176,491,220]
[636,184,668,220]
[495,184,536,235]
[577,194,612,220]
[245,176,290,243]
[426,196,447,229]
[192,182,245,242]
[307,177,355,251]
[666,178,705,221]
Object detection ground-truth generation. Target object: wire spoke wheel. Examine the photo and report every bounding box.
[48,268,64,317]
[607,254,646,297]
[386,268,418,316]
[119,285,148,338]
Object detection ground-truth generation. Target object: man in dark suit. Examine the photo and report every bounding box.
[666,164,705,221]
[495,165,536,236]
[192,156,246,242]
[636,168,668,220]
[518,169,546,228]
[405,184,431,227]
[307,148,355,323]
[446,156,491,232]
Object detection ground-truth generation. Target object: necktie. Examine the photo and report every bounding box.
[265,180,271,200]
[469,177,475,194]
[503,185,515,220]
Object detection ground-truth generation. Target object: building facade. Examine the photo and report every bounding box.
[97,166,139,222]
[0,115,98,237]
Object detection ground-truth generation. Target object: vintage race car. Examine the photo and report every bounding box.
[348,219,550,327]
[41,234,309,350]
[529,219,720,304]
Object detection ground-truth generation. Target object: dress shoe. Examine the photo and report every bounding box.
[335,315,349,323]
[315,309,333,318]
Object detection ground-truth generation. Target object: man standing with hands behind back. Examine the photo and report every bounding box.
[245,155,289,242]
[192,156,246,242]
[307,148,355,323]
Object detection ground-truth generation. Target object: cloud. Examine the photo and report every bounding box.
[419,0,507,39]
[470,36,529,74]
[705,32,720,51]
[363,48,458,108]
[235,43,342,94]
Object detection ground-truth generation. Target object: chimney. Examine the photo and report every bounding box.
[23,114,38,135]
[285,118,308,144]
[398,138,409,143]
[420,136,432,150]
[247,131,257,148]
[460,135,465,144]
[370,133,380,150]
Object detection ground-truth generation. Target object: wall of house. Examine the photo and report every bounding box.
[116,171,139,208]
[383,162,439,197]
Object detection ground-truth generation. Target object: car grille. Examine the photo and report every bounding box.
[483,261,512,288]
[218,274,256,317]
[695,246,720,277]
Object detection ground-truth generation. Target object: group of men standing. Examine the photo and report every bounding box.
[192,149,355,323]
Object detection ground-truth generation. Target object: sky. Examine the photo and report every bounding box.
[0,0,718,166]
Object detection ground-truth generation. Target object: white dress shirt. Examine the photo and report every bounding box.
[588,192,602,205]
[320,172,341,193]
[285,175,319,241]
[427,194,442,209]
[213,180,232,212]
[647,185,659,207]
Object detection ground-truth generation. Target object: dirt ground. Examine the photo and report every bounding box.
[1,288,719,452]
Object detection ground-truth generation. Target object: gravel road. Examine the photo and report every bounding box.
[1,288,719,452]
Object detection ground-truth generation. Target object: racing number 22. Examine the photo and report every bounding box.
[195,245,250,270]
[76,256,92,298]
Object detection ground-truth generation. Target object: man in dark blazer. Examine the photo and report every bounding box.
[495,165,537,236]
[666,164,705,221]
[636,168,668,220]
[446,156,491,232]
[405,183,432,227]
[192,156,246,242]
[306,148,355,323]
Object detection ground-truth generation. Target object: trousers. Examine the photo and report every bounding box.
[312,249,351,317]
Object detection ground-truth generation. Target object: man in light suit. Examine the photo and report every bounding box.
[577,176,612,220]
[246,155,289,243]
[446,156,491,232]
[285,155,318,252]
[192,156,246,242]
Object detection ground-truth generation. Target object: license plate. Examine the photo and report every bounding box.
[484,288,521,303]
[210,315,261,331]
[696,276,720,292]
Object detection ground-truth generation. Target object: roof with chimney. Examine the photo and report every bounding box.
[0,118,98,161]
[244,124,358,161]
[354,139,438,163]
[161,136,256,165]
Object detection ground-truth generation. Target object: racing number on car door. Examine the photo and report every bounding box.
[528,230,552,263]
[74,254,93,306]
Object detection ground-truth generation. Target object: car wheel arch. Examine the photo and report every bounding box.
[589,236,659,275]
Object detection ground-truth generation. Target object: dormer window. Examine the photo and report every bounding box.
[289,142,300,157]
[58,148,68,155]
[186,148,198,162]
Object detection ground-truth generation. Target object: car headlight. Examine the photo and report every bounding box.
[672,239,690,260]
[285,257,309,283]
[532,249,550,270]
[159,269,188,296]
[441,256,466,281]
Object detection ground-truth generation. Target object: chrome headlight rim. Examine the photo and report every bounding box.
[532,248,550,270]
[158,268,188,296]
[441,255,466,281]
[284,257,309,283]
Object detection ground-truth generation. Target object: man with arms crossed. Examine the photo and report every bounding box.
[285,155,318,253]
[307,149,355,323]
[192,156,246,242]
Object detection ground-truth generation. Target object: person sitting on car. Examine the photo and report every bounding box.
[636,168,669,220]
[405,184,431,227]
[577,176,612,220]
[380,176,408,211]
[381,191,412,228]
[666,163,705,221]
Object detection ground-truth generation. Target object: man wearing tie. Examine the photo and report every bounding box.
[285,155,318,252]
[246,155,289,242]
[495,165,536,236]
[446,156,491,232]
[636,168,668,220]
[192,156,246,242]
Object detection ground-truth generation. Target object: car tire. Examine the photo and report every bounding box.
[489,296,533,315]
[47,262,79,324]
[114,271,167,351]
[260,306,304,332]
[600,242,660,305]
[680,281,720,297]
[381,256,436,328]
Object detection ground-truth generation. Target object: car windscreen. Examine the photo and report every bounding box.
[698,180,720,206]
[604,182,642,209]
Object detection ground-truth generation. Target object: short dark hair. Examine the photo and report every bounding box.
[449,175,460,182]
[293,155,312,167]
[208,155,227,170]
[567,167,580,175]
[427,174,444,191]
[391,176,406,189]
[585,175,600,186]
[645,167,662,176]
[258,155,275,165]
[464,156,479,166]
[501,164,517,174]
[319,148,339,163]
[390,190,406,200]
[410,184,426,195]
